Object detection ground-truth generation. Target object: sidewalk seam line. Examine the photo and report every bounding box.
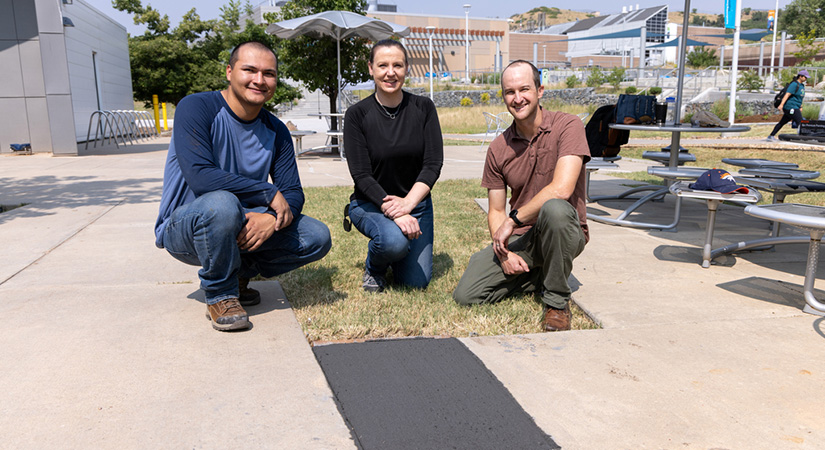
[0,199,125,286]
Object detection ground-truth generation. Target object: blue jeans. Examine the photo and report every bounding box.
[161,190,331,304]
[348,197,434,288]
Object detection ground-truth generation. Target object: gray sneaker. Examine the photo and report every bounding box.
[362,270,387,293]
[765,135,778,142]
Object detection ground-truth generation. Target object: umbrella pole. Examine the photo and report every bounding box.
[668,0,692,170]
[674,0,690,126]
[337,39,342,113]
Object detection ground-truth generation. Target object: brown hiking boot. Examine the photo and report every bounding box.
[205,298,250,331]
[238,277,261,307]
[542,303,571,332]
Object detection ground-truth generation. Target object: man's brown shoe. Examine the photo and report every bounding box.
[542,303,571,332]
[238,277,261,307]
[205,298,250,331]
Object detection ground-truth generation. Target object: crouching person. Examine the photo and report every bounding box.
[154,41,331,331]
[453,61,590,331]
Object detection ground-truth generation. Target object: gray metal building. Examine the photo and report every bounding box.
[1,0,132,155]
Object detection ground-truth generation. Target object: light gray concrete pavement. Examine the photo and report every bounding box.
[2,134,825,448]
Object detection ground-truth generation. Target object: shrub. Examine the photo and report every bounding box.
[480,92,490,104]
[686,47,719,68]
[459,97,473,107]
[586,67,605,87]
[737,70,764,92]
[565,75,580,88]
[649,86,662,95]
[683,112,694,123]
[710,99,751,120]
[497,89,502,98]
[803,104,820,120]
[607,67,626,90]
[625,86,638,94]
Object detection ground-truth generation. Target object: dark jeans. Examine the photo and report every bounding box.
[453,199,586,309]
[770,107,804,136]
[348,197,434,288]
[161,190,331,304]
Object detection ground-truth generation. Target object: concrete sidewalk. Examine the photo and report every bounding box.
[1,136,824,449]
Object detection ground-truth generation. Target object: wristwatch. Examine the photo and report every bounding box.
[509,209,524,227]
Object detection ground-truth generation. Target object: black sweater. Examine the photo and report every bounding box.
[344,91,443,205]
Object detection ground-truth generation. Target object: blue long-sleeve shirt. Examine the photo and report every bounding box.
[154,91,304,247]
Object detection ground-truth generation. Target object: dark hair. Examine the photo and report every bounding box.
[369,39,408,66]
[229,41,277,68]
[501,60,541,91]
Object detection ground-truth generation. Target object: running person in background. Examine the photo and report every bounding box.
[767,69,809,141]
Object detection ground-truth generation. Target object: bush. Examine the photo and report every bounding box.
[565,75,580,88]
[710,99,752,120]
[778,68,798,87]
[607,67,626,90]
[480,92,490,104]
[803,104,820,120]
[649,86,662,95]
[459,97,473,107]
[497,89,502,98]
[686,47,719,68]
[737,70,764,92]
[625,86,637,94]
[586,67,605,87]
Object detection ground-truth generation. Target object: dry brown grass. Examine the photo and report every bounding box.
[273,179,600,343]
[438,101,594,135]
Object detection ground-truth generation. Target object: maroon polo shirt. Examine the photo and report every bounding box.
[482,108,591,241]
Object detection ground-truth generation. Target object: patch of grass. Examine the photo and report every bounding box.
[274,179,600,342]
[443,139,485,146]
[438,103,593,135]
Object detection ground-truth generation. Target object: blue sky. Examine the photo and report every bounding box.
[81,0,791,35]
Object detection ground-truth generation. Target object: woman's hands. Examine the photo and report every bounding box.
[381,195,413,219]
[393,214,421,239]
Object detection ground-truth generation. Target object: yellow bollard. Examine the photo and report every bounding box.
[152,95,161,133]
[162,102,168,131]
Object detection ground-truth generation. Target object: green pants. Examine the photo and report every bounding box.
[453,199,586,309]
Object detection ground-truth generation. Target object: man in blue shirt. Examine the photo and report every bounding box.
[155,41,331,331]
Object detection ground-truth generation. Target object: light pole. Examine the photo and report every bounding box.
[426,26,435,101]
[464,4,471,83]
[542,45,546,68]
[769,0,779,81]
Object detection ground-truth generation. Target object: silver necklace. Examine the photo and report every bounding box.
[376,97,399,120]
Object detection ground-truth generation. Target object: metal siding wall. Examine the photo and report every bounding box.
[66,0,132,142]
[0,0,36,154]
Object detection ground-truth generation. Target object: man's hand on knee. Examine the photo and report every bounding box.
[269,191,294,231]
[238,212,276,251]
[499,252,529,276]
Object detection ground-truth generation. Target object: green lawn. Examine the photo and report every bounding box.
[273,179,599,342]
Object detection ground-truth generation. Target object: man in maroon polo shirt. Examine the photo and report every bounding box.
[453,60,590,331]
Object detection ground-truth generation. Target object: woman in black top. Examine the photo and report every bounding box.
[344,40,444,292]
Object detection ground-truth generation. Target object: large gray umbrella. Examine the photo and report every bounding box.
[266,10,410,110]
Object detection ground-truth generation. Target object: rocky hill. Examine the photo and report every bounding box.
[509,7,771,31]
[509,7,596,31]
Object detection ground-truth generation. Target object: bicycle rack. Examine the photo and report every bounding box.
[85,110,159,149]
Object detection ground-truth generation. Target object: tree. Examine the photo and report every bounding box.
[115,0,300,108]
[781,0,825,37]
[586,67,605,87]
[267,0,371,115]
[737,70,765,92]
[686,47,719,68]
[793,29,825,65]
[606,67,626,91]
